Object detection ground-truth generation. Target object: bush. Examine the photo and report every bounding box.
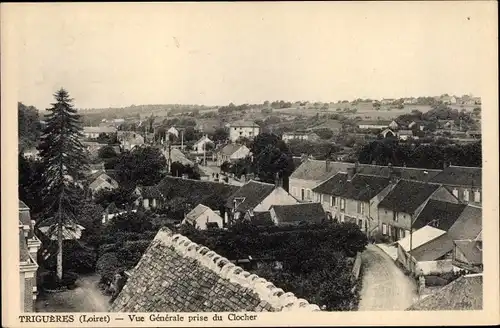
[40,270,79,290]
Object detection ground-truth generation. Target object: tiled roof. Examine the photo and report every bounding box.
[110,227,320,312]
[184,204,211,225]
[89,172,119,190]
[358,120,393,126]
[83,126,117,134]
[137,186,163,199]
[313,173,391,201]
[226,181,275,212]
[217,144,245,156]
[454,240,482,265]
[398,130,413,135]
[164,148,194,166]
[397,225,446,253]
[413,200,467,231]
[430,165,482,187]
[249,211,274,226]
[193,136,213,146]
[270,203,326,225]
[19,201,31,226]
[290,160,354,182]
[356,164,442,182]
[158,176,240,210]
[230,120,260,128]
[378,180,441,214]
[407,274,482,310]
[38,222,85,240]
[447,205,482,241]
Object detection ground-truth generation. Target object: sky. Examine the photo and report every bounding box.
[9,2,496,109]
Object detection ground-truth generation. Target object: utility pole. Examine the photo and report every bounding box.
[181,129,184,151]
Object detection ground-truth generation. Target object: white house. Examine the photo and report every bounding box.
[398,130,415,140]
[225,180,298,223]
[83,126,117,139]
[282,132,320,143]
[181,204,224,230]
[88,172,119,195]
[215,144,251,166]
[167,127,179,138]
[117,131,145,151]
[193,135,214,154]
[358,120,398,130]
[228,121,260,142]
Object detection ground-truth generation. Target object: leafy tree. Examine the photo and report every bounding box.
[98,145,118,159]
[170,161,201,180]
[210,128,229,143]
[114,146,166,187]
[37,88,88,280]
[18,102,42,150]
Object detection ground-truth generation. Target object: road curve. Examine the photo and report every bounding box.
[358,244,418,311]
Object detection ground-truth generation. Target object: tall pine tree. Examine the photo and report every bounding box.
[37,88,88,280]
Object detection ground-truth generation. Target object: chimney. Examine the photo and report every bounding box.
[274,172,282,188]
[325,158,331,172]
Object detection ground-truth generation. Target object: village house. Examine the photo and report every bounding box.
[22,148,40,160]
[157,176,240,220]
[440,95,457,105]
[19,201,42,312]
[377,179,459,241]
[269,203,326,226]
[110,227,320,312]
[167,126,179,138]
[117,131,145,151]
[225,180,298,224]
[430,165,482,205]
[396,225,454,274]
[407,273,482,311]
[83,126,117,139]
[88,171,119,195]
[228,120,260,142]
[181,204,224,230]
[380,128,397,138]
[312,168,393,235]
[282,131,320,143]
[398,130,415,140]
[403,98,418,105]
[289,159,355,202]
[380,98,395,105]
[134,186,164,209]
[447,205,482,272]
[214,143,251,166]
[102,203,137,224]
[358,120,398,130]
[192,135,214,154]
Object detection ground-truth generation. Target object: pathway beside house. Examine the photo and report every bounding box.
[358,244,418,311]
[36,274,111,312]
[375,243,398,261]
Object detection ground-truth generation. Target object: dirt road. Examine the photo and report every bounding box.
[358,244,418,311]
[36,274,111,312]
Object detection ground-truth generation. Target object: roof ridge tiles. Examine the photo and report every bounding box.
[154,227,320,312]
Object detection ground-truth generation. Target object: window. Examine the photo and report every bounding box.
[463,189,469,202]
[301,188,305,201]
[306,189,311,200]
[382,223,387,235]
[330,196,335,207]
[357,202,365,215]
[400,228,405,239]
[340,198,345,211]
[358,219,363,228]
[318,194,322,202]
[474,190,481,203]
[452,188,459,198]
[393,211,398,222]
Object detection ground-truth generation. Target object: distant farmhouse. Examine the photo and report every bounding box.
[228,120,260,142]
[83,126,117,139]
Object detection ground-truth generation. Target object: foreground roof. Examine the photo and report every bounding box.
[454,240,482,265]
[356,164,442,182]
[378,180,441,213]
[226,180,275,212]
[110,227,320,312]
[270,203,326,225]
[407,274,482,311]
[412,200,467,231]
[430,165,482,187]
